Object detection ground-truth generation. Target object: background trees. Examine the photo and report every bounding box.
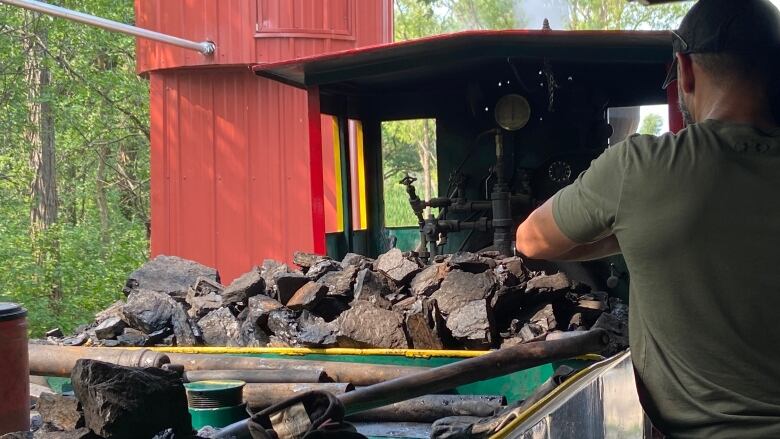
[0,1,148,335]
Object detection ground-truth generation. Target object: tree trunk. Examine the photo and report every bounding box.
[24,11,60,301]
[96,144,110,248]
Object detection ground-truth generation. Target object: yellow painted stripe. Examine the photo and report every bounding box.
[488,352,625,439]
[354,121,368,229]
[147,346,489,358]
[141,345,604,362]
[332,116,344,232]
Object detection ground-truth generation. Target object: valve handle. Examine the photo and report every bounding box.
[400,174,417,186]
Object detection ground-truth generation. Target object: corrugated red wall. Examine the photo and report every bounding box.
[137,1,392,282]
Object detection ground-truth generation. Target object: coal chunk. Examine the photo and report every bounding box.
[264,307,338,348]
[36,393,83,431]
[71,359,191,439]
[171,306,199,347]
[93,316,125,340]
[409,263,447,296]
[265,308,301,345]
[117,328,149,347]
[526,272,571,294]
[592,311,628,356]
[341,253,373,269]
[336,301,409,348]
[317,265,357,297]
[94,300,125,324]
[239,295,283,346]
[374,248,421,284]
[185,277,224,319]
[60,333,88,347]
[293,252,330,270]
[404,299,445,349]
[305,259,342,281]
[222,267,265,304]
[286,282,327,311]
[432,270,495,313]
[122,290,178,334]
[260,259,290,294]
[274,273,309,305]
[432,270,496,347]
[198,307,242,347]
[296,311,338,347]
[124,255,218,299]
[501,257,528,285]
[352,269,395,309]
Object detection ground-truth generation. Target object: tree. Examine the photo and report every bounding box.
[639,113,664,136]
[0,0,150,335]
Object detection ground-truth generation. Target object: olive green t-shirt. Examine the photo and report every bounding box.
[553,119,780,438]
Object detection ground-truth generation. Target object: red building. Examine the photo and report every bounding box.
[135,1,392,282]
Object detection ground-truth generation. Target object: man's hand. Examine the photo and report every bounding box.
[516,198,621,261]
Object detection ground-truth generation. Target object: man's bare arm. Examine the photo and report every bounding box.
[515,198,621,261]
[550,235,620,261]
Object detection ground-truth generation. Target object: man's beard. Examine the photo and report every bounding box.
[678,87,695,126]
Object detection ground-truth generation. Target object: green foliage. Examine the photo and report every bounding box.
[0,214,147,335]
[382,119,438,227]
[384,181,423,228]
[639,113,664,136]
[0,0,149,336]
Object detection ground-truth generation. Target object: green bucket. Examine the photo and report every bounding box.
[184,380,249,430]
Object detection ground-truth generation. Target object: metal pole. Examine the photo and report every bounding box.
[0,0,216,55]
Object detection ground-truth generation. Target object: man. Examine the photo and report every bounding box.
[515,0,780,437]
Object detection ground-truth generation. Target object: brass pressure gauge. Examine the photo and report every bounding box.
[495,94,531,131]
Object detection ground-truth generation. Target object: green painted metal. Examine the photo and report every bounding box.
[185,380,245,393]
[386,228,420,253]
[188,404,249,430]
[185,380,249,429]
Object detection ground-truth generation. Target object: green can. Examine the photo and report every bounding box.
[184,380,249,430]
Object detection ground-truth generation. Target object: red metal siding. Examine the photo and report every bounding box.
[150,70,316,281]
[141,1,392,282]
[135,0,392,73]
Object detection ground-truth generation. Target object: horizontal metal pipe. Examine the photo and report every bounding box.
[184,369,328,384]
[164,352,424,386]
[338,329,608,414]
[346,394,506,423]
[28,344,170,377]
[0,0,215,55]
[244,383,354,410]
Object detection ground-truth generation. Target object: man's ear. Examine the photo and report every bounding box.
[677,53,695,94]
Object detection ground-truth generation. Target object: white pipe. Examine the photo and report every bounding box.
[0,0,216,55]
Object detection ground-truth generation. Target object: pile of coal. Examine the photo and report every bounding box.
[43,251,628,351]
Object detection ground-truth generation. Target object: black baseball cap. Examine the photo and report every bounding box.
[662,0,780,89]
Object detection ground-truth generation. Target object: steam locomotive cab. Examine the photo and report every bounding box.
[254,30,678,295]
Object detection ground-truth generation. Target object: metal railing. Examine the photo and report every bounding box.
[0,0,216,55]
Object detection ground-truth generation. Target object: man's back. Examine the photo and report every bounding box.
[557,119,780,437]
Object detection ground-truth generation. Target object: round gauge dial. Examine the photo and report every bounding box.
[548,161,572,183]
[494,94,531,131]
